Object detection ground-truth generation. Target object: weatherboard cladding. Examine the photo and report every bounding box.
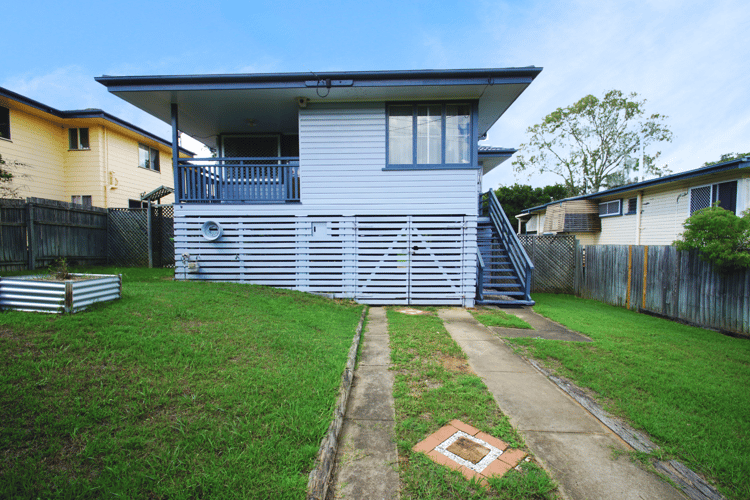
[172,102,480,305]
[298,103,480,214]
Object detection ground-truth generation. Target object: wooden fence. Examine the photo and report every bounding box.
[0,198,174,272]
[0,197,108,271]
[576,245,750,337]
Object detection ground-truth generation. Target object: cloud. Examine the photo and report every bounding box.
[481,0,750,190]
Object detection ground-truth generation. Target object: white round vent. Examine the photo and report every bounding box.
[201,220,223,241]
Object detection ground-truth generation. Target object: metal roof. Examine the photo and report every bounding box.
[96,67,542,151]
[0,86,194,156]
[519,157,750,214]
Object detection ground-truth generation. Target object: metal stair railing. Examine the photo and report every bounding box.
[485,190,534,301]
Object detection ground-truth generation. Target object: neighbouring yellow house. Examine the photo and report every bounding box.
[517,157,750,246]
[0,86,193,208]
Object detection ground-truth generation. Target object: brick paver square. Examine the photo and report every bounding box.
[412,420,528,484]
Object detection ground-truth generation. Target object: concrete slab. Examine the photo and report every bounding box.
[358,337,391,366]
[524,431,685,500]
[346,367,396,421]
[333,419,399,500]
[330,307,399,499]
[492,307,593,342]
[438,307,686,500]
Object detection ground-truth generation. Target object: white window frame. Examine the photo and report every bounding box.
[599,199,622,217]
[689,181,738,215]
[139,144,160,172]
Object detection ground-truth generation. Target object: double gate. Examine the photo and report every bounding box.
[355,215,472,305]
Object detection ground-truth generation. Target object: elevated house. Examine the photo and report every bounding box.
[0,86,193,208]
[97,68,541,306]
[517,157,750,245]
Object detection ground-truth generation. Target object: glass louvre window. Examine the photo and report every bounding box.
[445,104,471,164]
[387,106,413,165]
[626,197,638,214]
[387,103,473,168]
[68,128,89,150]
[139,144,160,171]
[417,105,442,164]
[599,200,621,217]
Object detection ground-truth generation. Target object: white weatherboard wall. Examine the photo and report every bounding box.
[174,102,481,305]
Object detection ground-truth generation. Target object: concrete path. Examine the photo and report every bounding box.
[330,307,399,499]
[438,308,686,500]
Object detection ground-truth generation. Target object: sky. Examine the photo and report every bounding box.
[3,0,749,190]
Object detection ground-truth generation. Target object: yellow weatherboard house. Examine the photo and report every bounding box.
[0,87,193,207]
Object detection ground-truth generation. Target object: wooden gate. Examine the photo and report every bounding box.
[355,216,469,305]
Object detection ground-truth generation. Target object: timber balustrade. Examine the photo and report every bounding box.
[176,157,300,203]
[486,190,535,301]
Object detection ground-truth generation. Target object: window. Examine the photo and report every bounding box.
[0,106,10,140]
[68,128,89,150]
[599,199,621,217]
[139,144,160,171]
[626,197,638,215]
[690,181,737,214]
[129,199,148,209]
[71,195,92,207]
[386,103,473,169]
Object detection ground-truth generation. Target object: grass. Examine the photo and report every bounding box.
[509,293,750,500]
[470,309,532,329]
[0,267,364,499]
[387,309,557,499]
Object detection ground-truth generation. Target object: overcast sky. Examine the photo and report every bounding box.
[3,0,748,190]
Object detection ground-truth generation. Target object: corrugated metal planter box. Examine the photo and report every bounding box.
[0,274,122,313]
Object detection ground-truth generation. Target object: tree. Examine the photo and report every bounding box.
[0,154,30,199]
[673,205,750,273]
[513,90,673,195]
[701,152,750,167]
[493,183,568,224]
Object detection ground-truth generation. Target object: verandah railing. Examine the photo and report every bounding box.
[176,157,300,203]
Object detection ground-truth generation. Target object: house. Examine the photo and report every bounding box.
[517,157,750,246]
[0,86,193,208]
[96,68,542,306]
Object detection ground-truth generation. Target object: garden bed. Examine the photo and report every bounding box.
[0,273,121,313]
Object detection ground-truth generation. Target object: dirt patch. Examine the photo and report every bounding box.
[396,308,432,315]
[440,355,474,375]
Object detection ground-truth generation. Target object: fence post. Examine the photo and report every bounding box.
[26,200,36,270]
[147,201,153,268]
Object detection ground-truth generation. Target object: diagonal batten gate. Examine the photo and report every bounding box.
[354,215,469,305]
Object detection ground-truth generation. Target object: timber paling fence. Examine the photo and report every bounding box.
[520,234,577,294]
[575,244,750,337]
[0,198,174,272]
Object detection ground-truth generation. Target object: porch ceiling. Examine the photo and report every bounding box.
[96,67,542,151]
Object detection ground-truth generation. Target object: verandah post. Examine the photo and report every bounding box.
[171,103,180,202]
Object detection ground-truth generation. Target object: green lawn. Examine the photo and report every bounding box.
[508,293,750,500]
[0,267,363,499]
[388,309,557,499]
[470,308,532,329]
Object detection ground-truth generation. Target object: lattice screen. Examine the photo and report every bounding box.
[520,234,577,293]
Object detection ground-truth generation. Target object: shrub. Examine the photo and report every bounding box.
[674,204,750,273]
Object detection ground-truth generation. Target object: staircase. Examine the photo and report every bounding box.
[476,191,535,306]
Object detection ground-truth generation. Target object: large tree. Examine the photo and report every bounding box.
[513,90,673,195]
